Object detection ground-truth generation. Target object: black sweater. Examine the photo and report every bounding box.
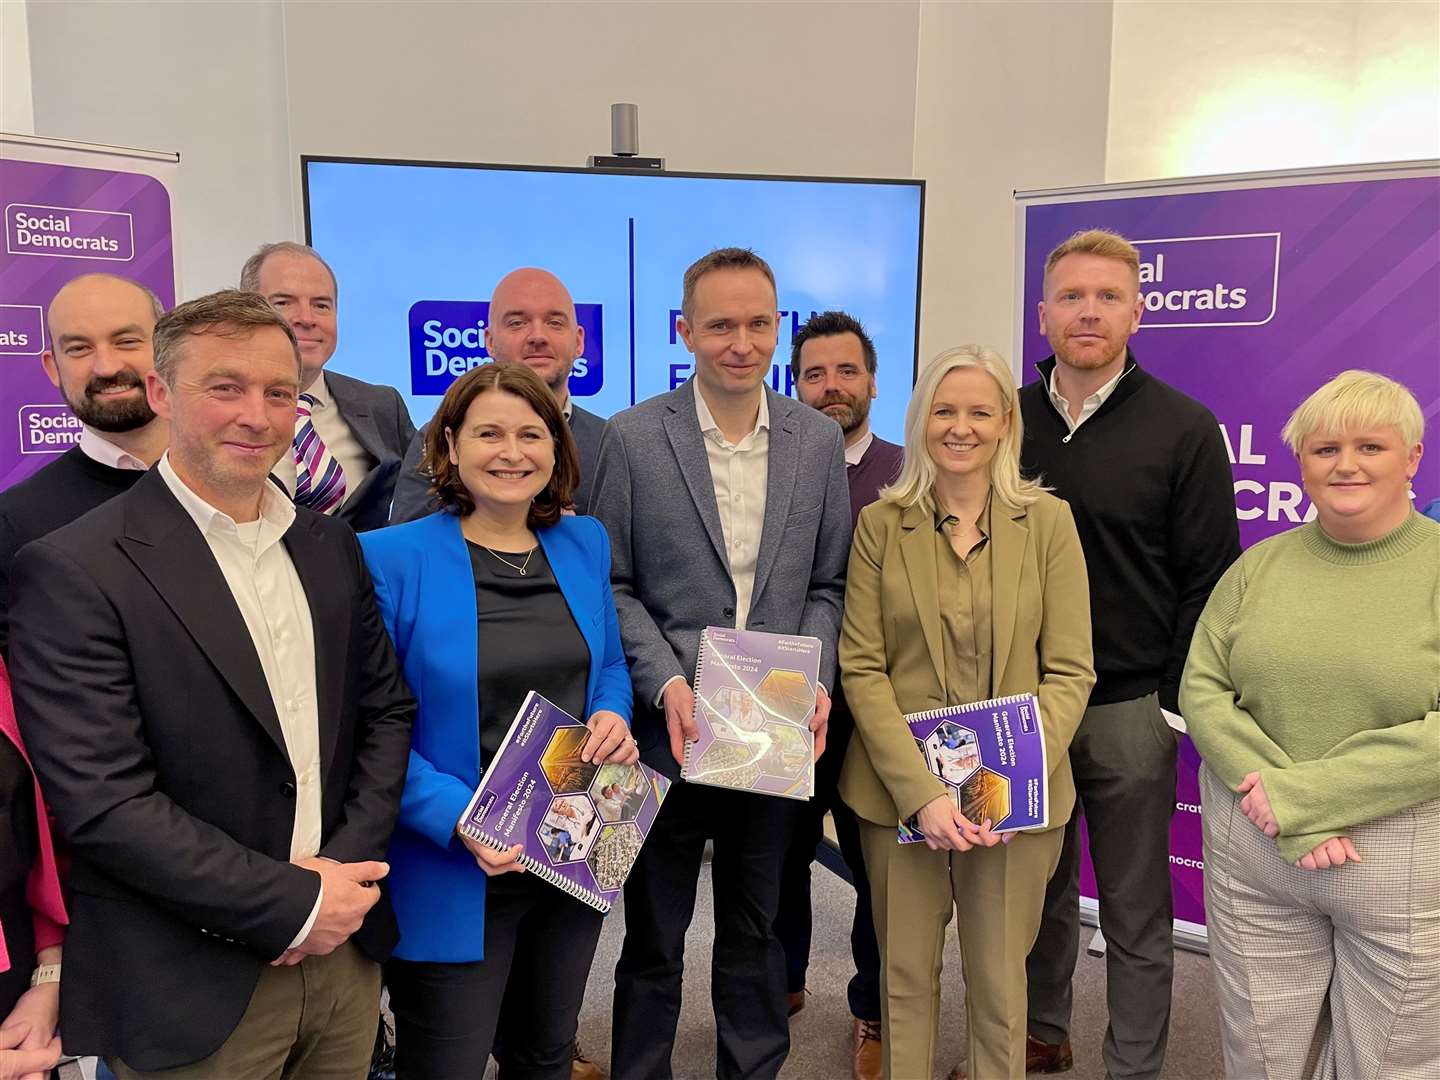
[1019,354,1239,713]
[0,447,145,656]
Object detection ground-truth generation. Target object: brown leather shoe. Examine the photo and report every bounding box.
[786,989,807,1017]
[945,1036,1074,1079]
[852,1017,883,1080]
[1025,1035,1073,1073]
[571,1040,604,1080]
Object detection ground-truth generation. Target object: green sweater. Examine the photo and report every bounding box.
[1180,511,1440,862]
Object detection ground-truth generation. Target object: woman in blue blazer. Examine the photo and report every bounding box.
[360,362,635,1080]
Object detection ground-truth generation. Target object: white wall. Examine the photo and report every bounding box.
[1,0,35,134]
[912,0,1112,365]
[1107,0,1440,181]
[26,0,295,294]
[20,0,1439,368]
[281,0,921,188]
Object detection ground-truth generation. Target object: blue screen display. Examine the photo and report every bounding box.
[304,159,923,442]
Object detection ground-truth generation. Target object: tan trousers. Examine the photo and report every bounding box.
[1201,765,1440,1080]
[860,818,1063,1080]
[110,941,381,1080]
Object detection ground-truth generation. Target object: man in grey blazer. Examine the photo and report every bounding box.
[591,249,851,1080]
[389,268,604,523]
[242,242,416,533]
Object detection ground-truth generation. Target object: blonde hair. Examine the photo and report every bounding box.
[1281,369,1425,455]
[882,345,1045,511]
[1044,228,1140,287]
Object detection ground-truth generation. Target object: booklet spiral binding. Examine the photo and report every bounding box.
[460,829,605,909]
[457,691,670,913]
[899,691,1048,843]
[682,626,821,800]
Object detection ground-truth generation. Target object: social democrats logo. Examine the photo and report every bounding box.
[0,304,45,356]
[1134,232,1280,328]
[18,404,81,455]
[407,299,603,397]
[6,203,135,261]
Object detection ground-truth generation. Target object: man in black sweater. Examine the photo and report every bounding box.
[0,274,169,656]
[1018,230,1239,1080]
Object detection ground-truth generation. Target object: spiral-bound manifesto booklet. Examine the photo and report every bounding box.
[457,692,670,913]
[898,692,1048,843]
[682,626,821,800]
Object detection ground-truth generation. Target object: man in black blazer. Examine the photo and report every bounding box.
[389,268,604,522]
[242,242,416,532]
[7,290,414,1077]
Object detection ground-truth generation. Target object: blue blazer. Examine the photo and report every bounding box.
[360,511,633,961]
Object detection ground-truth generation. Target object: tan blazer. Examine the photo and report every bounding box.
[839,490,1095,831]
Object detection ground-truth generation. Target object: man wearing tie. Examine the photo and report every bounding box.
[241,242,416,531]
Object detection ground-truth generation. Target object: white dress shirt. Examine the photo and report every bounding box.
[843,428,874,467]
[695,387,770,632]
[157,453,325,947]
[78,426,148,471]
[272,372,373,506]
[1047,365,1127,434]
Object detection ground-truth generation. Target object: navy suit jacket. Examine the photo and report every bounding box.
[326,370,417,533]
[360,510,632,960]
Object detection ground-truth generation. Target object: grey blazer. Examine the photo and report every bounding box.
[325,370,417,533]
[588,379,852,778]
[388,401,605,524]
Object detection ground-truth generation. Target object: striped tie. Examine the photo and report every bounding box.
[292,393,347,514]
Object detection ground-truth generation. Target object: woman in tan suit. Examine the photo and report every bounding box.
[839,345,1094,1080]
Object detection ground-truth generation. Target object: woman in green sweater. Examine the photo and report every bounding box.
[1180,369,1438,1080]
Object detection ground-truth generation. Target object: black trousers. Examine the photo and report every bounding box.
[1025,692,1178,1080]
[386,872,604,1080]
[612,780,803,1080]
[773,705,882,1023]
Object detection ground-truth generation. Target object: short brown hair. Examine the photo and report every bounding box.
[681,247,776,322]
[424,362,581,526]
[1044,228,1141,288]
[153,289,300,386]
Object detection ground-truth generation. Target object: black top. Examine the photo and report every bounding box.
[1019,354,1240,713]
[469,541,590,759]
[0,446,146,657]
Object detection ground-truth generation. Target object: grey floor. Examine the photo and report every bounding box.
[568,855,1225,1080]
[66,853,1224,1080]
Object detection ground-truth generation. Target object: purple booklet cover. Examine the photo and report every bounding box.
[898,693,1048,843]
[682,626,820,800]
[457,692,670,912]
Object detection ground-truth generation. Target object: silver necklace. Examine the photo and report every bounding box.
[482,545,536,576]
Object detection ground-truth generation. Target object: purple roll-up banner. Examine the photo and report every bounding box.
[1015,162,1440,942]
[1,134,179,493]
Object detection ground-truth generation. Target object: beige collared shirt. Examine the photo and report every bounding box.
[157,453,324,947]
[272,372,374,505]
[935,498,994,704]
[695,387,770,631]
[78,426,147,472]
[1048,366,1126,434]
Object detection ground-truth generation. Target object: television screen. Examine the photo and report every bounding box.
[303,158,924,441]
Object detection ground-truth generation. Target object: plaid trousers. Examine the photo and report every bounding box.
[1200,764,1440,1080]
